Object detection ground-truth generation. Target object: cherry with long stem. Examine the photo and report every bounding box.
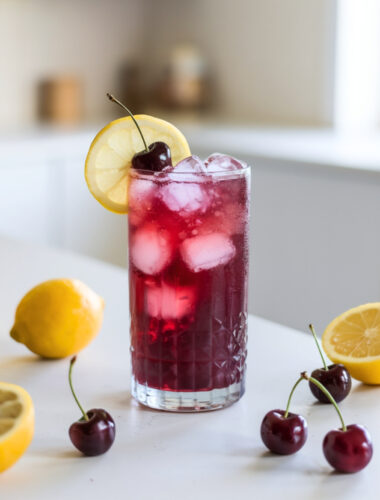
[308,323,351,403]
[69,356,88,421]
[309,324,328,370]
[68,356,116,456]
[261,376,308,455]
[107,93,148,151]
[284,375,304,418]
[107,93,172,172]
[301,371,346,430]
[301,371,373,473]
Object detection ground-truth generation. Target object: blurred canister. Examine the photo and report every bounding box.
[37,76,82,124]
[165,44,207,109]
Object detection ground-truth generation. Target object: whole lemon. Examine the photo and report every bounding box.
[10,279,104,359]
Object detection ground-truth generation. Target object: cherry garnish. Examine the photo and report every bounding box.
[107,93,172,172]
[308,324,351,403]
[323,424,373,473]
[107,93,148,150]
[68,357,116,456]
[261,375,307,455]
[261,409,308,455]
[132,141,172,172]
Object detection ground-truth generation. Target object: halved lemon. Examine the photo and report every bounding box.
[322,303,380,384]
[85,115,191,213]
[0,382,34,473]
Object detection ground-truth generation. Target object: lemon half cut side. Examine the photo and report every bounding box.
[0,382,34,473]
[322,303,380,384]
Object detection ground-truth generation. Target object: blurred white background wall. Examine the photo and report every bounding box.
[0,0,337,129]
[144,0,336,125]
[0,0,145,129]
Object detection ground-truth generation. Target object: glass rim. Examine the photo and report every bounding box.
[129,164,251,181]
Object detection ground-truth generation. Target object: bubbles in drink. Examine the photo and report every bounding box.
[200,202,245,236]
[180,233,236,272]
[130,224,172,275]
[147,283,195,319]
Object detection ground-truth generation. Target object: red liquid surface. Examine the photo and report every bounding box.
[128,169,249,392]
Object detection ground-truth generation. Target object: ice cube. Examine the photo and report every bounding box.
[129,178,156,204]
[159,156,211,213]
[159,182,209,214]
[128,178,156,226]
[130,225,172,275]
[206,153,247,172]
[180,233,236,272]
[174,155,206,173]
[164,155,206,181]
[147,283,195,319]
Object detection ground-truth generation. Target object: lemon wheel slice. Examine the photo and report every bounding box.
[0,382,34,473]
[85,115,191,214]
[322,303,380,384]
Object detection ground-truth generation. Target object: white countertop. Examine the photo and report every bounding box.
[1,237,380,499]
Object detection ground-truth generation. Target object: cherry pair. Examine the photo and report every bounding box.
[260,325,373,473]
[261,372,372,473]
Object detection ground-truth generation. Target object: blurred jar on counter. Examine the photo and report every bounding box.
[158,44,209,110]
[37,76,82,125]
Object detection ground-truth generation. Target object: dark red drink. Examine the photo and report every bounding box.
[128,154,250,411]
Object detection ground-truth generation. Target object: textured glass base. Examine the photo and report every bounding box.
[131,376,245,412]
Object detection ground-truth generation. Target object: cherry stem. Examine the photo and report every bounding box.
[302,372,347,432]
[284,376,304,418]
[69,356,89,421]
[309,323,328,370]
[106,93,148,152]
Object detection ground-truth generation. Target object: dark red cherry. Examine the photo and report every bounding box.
[309,364,351,403]
[69,408,115,457]
[260,409,308,455]
[132,142,172,172]
[323,424,373,473]
[106,94,172,173]
[68,357,116,457]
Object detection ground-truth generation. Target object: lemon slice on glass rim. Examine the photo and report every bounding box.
[85,106,191,214]
[322,303,380,384]
[0,382,34,473]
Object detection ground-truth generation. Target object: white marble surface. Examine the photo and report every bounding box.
[0,238,380,500]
